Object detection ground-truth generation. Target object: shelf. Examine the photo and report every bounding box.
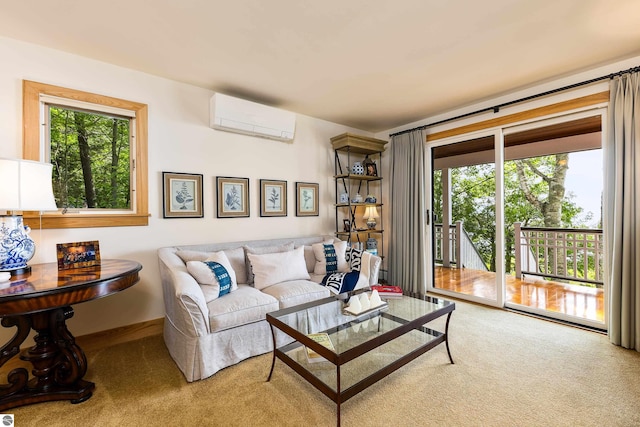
[335,203,383,208]
[336,229,384,235]
[331,133,387,154]
[332,132,387,262]
[334,174,382,181]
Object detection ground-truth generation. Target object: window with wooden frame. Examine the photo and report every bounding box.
[22,80,149,228]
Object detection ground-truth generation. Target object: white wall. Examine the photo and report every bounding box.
[0,36,369,342]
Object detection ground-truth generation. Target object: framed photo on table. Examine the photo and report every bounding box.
[56,240,101,270]
[217,176,250,218]
[162,172,204,218]
[260,179,287,217]
[296,182,319,216]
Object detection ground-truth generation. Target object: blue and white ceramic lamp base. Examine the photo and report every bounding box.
[0,215,36,275]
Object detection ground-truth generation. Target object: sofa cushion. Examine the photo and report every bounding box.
[312,241,349,275]
[309,273,326,284]
[207,285,279,332]
[244,242,295,285]
[260,279,330,309]
[186,251,238,302]
[177,247,247,284]
[298,245,317,273]
[220,247,248,284]
[246,246,310,290]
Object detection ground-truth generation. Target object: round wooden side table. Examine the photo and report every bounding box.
[0,259,142,410]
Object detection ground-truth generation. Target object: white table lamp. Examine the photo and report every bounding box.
[0,158,57,275]
[363,205,379,230]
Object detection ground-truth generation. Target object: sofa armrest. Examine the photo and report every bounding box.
[158,249,210,337]
[368,254,382,285]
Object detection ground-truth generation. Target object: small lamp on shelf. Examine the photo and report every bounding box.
[363,205,379,230]
[0,158,58,275]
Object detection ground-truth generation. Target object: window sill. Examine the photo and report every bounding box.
[23,213,150,229]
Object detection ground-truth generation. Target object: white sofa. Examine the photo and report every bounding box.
[158,235,381,382]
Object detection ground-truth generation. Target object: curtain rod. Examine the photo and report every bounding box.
[389,64,640,138]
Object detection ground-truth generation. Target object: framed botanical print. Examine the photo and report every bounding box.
[296,182,319,216]
[217,176,250,218]
[162,172,204,218]
[260,179,287,217]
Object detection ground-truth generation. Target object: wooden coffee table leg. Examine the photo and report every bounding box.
[267,324,277,382]
[444,311,454,364]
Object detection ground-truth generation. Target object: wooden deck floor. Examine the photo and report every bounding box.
[434,266,605,324]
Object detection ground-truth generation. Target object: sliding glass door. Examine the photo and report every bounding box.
[428,130,505,308]
[426,110,606,330]
[502,112,606,330]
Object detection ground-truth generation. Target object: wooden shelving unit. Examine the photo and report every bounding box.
[330,133,387,257]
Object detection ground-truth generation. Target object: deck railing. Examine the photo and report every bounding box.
[514,222,604,287]
[434,222,488,271]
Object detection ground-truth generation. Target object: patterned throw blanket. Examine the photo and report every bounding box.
[321,246,369,294]
[321,270,361,294]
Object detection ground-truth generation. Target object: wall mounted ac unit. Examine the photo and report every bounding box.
[210,93,296,142]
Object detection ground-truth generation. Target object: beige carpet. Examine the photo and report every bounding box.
[12,299,640,427]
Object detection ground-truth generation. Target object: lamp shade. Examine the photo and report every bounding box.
[362,205,379,220]
[0,158,57,211]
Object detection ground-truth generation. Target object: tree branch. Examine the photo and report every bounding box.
[522,159,551,183]
[515,161,542,210]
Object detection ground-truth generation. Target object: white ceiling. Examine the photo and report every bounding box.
[1,0,639,132]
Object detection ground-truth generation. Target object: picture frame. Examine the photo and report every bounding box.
[162,172,204,218]
[364,158,378,177]
[217,176,250,218]
[296,182,319,216]
[343,219,351,232]
[56,240,101,270]
[260,179,287,217]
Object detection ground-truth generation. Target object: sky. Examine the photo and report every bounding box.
[564,149,603,227]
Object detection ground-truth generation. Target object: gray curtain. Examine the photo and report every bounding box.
[605,72,640,351]
[389,129,427,295]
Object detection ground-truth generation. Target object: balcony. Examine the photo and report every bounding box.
[433,223,604,324]
[514,223,603,287]
[434,266,604,323]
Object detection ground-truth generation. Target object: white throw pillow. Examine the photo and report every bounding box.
[176,250,210,263]
[301,245,316,273]
[312,240,349,275]
[246,246,310,290]
[176,247,246,284]
[186,251,238,302]
[244,242,295,285]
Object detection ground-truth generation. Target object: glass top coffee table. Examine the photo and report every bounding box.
[266,292,455,427]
